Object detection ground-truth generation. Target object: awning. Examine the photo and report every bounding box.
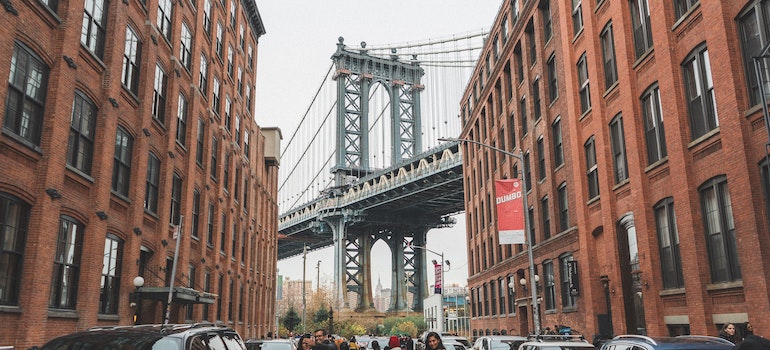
[135,286,217,304]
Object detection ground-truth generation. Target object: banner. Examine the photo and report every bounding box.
[434,262,443,294]
[495,179,525,244]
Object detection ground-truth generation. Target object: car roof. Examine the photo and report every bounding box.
[604,335,734,350]
[41,323,239,350]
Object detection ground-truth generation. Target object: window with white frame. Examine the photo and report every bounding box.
[683,45,718,140]
[122,26,141,94]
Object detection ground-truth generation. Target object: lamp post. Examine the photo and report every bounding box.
[410,243,449,332]
[440,137,541,335]
[133,276,145,324]
[302,245,307,333]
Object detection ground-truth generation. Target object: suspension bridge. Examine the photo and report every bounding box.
[276,31,486,313]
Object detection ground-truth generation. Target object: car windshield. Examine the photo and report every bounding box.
[260,343,292,350]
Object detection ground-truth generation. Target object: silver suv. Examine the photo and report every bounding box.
[40,323,247,350]
[517,334,595,350]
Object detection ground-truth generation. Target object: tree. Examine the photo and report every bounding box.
[283,306,301,332]
[313,304,330,323]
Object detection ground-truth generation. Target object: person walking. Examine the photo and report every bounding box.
[734,322,770,350]
[720,323,738,344]
[388,336,402,350]
[424,332,446,350]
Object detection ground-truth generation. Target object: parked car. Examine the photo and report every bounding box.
[599,335,735,350]
[39,323,247,350]
[246,339,298,350]
[472,335,529,350]
[443,336,472,349]
[517,334,594,350]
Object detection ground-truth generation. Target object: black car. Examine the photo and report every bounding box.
[40,323,248,350]
[600,335,735,350]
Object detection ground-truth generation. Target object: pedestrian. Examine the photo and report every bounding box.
[371,340,381,350]
[424,332,446,350]
[388,336,402,350]
[314,329,337,350]
[720,323,738,344]
[300,334,314,350]
[405,335,414,350]
[350,336,358,350]
[733,322,770,350]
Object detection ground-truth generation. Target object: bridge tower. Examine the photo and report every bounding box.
[325,37,429,314]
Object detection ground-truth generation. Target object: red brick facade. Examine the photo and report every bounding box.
[0,0,279,347]
[461,0,770,339]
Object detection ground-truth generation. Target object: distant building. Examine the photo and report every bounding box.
[462,0,770,339]
[0,0,279,347]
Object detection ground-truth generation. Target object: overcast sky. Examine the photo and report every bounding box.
[254,1,503,290]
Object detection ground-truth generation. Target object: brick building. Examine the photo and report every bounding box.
[461,0,770,339]
[0,0,279,346]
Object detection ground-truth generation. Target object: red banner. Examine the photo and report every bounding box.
[495,179,525,244]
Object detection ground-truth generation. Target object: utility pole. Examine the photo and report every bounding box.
[302,245,307,333]
[316,260,321,291]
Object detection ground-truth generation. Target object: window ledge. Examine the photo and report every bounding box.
[706,280,743,291]
[97,314,120,321]
[48,308,79,319]
[659,287,685,297]
[0,305,22,314]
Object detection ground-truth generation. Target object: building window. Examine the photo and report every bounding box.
[237,67,243,95]
[229,0,236,28]
[585,136,599,199]
[243,130,251,160]
[212,77,221,114]
[216,274,223,320]
[560,254,576,307]
[577,53,591,114]
[547,54,558,103]
[543,260,556,310]
[180,23,192,71]
[176,93,188,145]
[157,0,172,41]
[0,194,29,306]
[541,195,551,239]
[509,114,516,150]
[192,190,201,239]
[738,1,770,106]
[145,153,160,214]
[41,0,58,13]
[99,234,123,315]
[520,96,528,135]
[224,153,231,190]
[641,84,667,164]
[537,136,546,181]
[228,278,234,321]
[600,22,618,89]
[533,79,541,120]
[220,213,227,253]
[245,84,252,112]
[207,202,215,247]
[196,118,205,166]
[527,25,536,65]
[490,280,497,315]
[216,22,224,58]
[199,54,208,94]
[239,24,245,50]
[210,137,219,180]
[203,271,211,318]
[541,1,552,42]
[557,182,569,231]
[225,96,232,130]
[81,0,108,58]
[630,0,653,59]
[683,45,718,140]
[498,279,506,315]
[4,43,49,146]
[50,216,84,309]
[203,0,212,36]
[152,64,167,124]
[674,0,698,20]
[700,176,740,283]
[609,114,628,184]
[528,206,535,245]
[516,44,524,84]
[227,45,234,78]
[572,0,583,35]
[112,126,133,196]
[551,117,563,168]
[655,197,684,289]
[67,91,97,174]
[170,173,182,225]
[122,26,141,94]
[248,45,254,70]
[234,115,241,146]
[507,275,515,314]
[186,264,196,320]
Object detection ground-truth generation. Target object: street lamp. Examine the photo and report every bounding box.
[439,137,541,335]
[411,243,449,332]
[133,276,145,324]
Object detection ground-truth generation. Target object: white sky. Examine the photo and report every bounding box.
[254,1,502,290]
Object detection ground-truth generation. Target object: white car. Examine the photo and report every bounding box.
[473,336,529,350]
[517,335,594,350]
